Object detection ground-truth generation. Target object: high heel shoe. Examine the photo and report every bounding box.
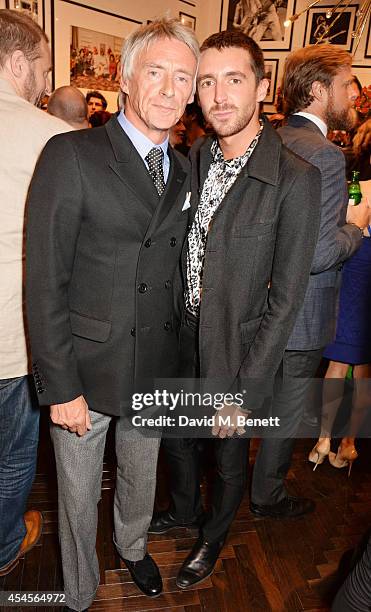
[308,438,331,471]
[328,444,358,477]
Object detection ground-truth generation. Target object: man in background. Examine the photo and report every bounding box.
[86,88,107,117]
[0,9,70,577]
[250,44,370,520]
[47,85,89,129]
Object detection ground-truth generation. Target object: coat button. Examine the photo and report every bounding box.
[164,280,171,289]
[144,238,152,248]
[170,237,177,247]
[164,321,171,331]
[130,327,136,337]
[37,387,44,394]
[138,283,147,293]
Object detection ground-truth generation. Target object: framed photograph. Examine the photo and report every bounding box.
[226,0,296,50]
[52,0,140,111]
[179,12,196,31]
[5,0,44,29]
[365,18,371,58]
[70,26,124,93]
[304,5,358,51]
[263,58,278,104]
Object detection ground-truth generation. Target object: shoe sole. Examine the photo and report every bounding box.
[176,567,215,590]
[250,509,313,519]
[148,523,200,535]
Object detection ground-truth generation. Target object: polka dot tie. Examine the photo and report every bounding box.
[145,147,165,196]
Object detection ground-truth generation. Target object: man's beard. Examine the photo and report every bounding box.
[23,69,44,107]
[205,103,256,138]
[324,97,355,131]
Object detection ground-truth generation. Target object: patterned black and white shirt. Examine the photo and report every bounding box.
[185,121,264,317]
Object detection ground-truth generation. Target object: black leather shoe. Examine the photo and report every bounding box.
[123,553,162,597]
[148,510,204,534]
[176,537,224,589]
[250,496,315,519]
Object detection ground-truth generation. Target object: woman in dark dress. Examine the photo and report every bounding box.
[309,176,371,474]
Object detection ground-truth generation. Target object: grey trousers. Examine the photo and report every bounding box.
[251,349,323,506]
[51,410,160,612]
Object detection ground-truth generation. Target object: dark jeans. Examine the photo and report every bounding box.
[0,376,39,567]
[162,312,249,543]
[251,348,323,505]
[163,436,249,542]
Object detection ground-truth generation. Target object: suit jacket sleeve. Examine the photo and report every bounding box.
[238,161,321,406]
[306,146,362,274]
[26,134,84,405]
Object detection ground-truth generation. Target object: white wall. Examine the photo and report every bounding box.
[12,0,370,112]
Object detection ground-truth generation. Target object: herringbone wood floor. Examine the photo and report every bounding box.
[1,414,370,612]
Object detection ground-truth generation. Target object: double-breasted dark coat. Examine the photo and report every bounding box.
[186,120,322,407]
[26,115,191,416]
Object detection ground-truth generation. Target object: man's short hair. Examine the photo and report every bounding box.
[282,45,352,115]
[0,9,48,69]
[48,86,88,125]
[199,30,265,86]
[120,17,199,85]
[86,90,107,109]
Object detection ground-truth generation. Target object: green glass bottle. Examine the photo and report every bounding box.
[348,170,362,206]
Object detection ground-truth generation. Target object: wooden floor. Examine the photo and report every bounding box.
[1,414,370,612]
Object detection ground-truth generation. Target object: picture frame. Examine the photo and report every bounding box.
[52,0,140,111]
[226,0,296,50]
[179,11,196,31]
[263,58,278,104]
[365,17,371,58]
[304,5,358,51]
[5,0,44,29]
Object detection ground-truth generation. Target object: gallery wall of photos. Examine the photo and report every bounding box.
[2,0,370,113]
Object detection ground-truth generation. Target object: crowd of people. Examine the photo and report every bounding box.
[0,8,370,612]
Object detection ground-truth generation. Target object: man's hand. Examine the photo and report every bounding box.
[212,403,248,438]
[50,395,92,436]
[346,194,371,230]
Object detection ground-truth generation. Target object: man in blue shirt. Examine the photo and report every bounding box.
[26,18,198,611]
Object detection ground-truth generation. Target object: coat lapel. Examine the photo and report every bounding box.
[148,146,187,230]
[105,115,159,214]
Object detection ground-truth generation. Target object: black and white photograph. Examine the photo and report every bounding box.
[5,0,42,26]
[227,0,295,50]
[304,5,358,51]
[263,58,278,104]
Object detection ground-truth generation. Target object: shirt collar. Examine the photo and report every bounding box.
[117,110,169,161]
[211,119,264,166]
[294,111,328,137]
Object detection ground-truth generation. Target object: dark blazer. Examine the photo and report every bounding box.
[26,115,191,416]
[279,115,363,350]
[187,119,321,407]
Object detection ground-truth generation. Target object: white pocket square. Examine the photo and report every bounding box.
[182,192,191,211]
